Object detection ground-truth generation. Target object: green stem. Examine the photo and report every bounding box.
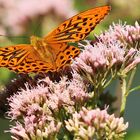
[120,78,127,117]
[104,74,116,88]
[129,85,140,93]
[126,68,136,96]
[104,68,117,88]
[120,69,136,117]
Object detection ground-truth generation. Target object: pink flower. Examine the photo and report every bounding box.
[40,76,89,111]
[9,118,61,140]
[72,40,124,87]
[9,123,29,140]
[72,22,140,89]
[114,22,140,48]
[7,75,89,139]
[65,107,128,139]
[98,21,140,49]
[8,76,89,119]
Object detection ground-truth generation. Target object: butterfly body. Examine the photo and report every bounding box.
[0,6,111,73]
[30,36,52,61]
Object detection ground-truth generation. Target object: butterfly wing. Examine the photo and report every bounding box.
[48,43,80,71]
[0,6,110,74]
[43,6,110,71]
[0,44,55,73]
[44,6,110,43]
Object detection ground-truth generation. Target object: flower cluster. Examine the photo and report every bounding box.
[10,107,62,140]
[72,22,140,89]
[98,21,140,49]
[111,22,140,49]
[65,107,128,140]
[6,73,129,140]
[7,76,89,139]
[8,75,89,119]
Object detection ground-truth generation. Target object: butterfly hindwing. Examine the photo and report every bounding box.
[49,43,80,71]
[44,6,110,43]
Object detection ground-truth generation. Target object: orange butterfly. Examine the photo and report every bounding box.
[0,6,110,73]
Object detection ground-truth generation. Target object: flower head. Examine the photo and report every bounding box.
[7,75,89,139]
[112,21,140,49]
[8,75,89,118]
[72,22,140,89]
[65,107,128,140]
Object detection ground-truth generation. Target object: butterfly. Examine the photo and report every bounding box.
[0,6,110,73]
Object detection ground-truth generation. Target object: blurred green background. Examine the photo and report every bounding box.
[0,0,140,139]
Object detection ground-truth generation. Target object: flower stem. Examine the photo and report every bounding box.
[126,68,136,96]
[120,77,127,117]
[120,69,136,117]
[129,85,140,93]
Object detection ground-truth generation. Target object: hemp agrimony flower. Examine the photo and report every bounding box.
[7,76,90,139]
[65,107,128,140]
[72,22,140,91]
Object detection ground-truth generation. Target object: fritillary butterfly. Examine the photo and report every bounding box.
[0,6,110,73]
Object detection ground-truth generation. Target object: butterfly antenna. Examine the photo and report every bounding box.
[0,34,29,44]
[0,34,28,39]
[0,34,6,37]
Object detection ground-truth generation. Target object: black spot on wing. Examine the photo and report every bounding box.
[60,56,64,60]
[94,14,98,17]
[85,28,89,32]
[77,27,82,31]
[77,16,82,20]
[66,51,70,55]
[83,18,88,22]
[83,22,87,26]
[89,23,93,26]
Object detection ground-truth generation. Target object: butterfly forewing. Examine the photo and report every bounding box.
[0,45,55,73]
[44,6,110,43]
